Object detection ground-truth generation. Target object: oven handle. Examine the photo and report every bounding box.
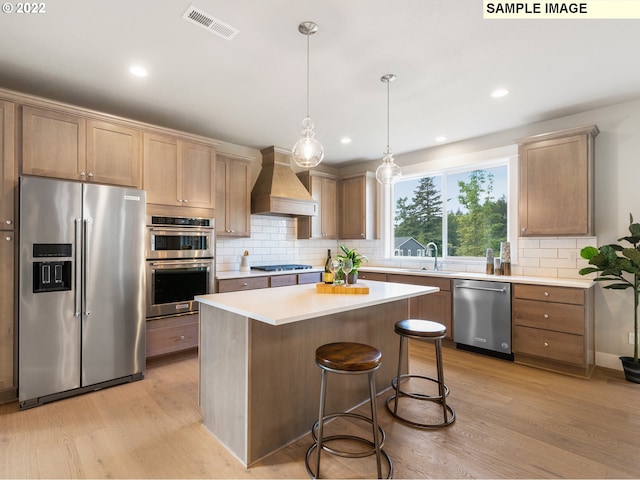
[148,227,213,234]
[148,260,213,269]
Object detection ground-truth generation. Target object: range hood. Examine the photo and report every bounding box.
[251,146,318,216]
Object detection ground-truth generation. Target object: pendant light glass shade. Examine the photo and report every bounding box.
[292,21,324,168]
[376,74,401,185]
[292,117,324,168]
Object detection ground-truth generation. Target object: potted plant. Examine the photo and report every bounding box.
[337,244,368,284]
[579,214,640,383]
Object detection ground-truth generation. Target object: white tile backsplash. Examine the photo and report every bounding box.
[216,217,598,280]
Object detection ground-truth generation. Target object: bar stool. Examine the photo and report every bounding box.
[386,319,455,428]
[305,342,392,479]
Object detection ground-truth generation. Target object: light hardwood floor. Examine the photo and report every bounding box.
[1,343,639,479]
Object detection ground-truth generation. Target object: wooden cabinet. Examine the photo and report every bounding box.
[297,171,337,239]
[146,313,199,358]
[143,132,216,209]
[298,272,322,285]
[338,173,378,239]
[216,154,252,237]
[0,231,15,400]
[22,106,142,187]
[358,271,387,282]
[217,272,323,292]
[217,276,269,293]
[386,274,453,339]
[0,100,16,402]
[1,101,16,231]
[512,283,594,377]
[518,125,598,236]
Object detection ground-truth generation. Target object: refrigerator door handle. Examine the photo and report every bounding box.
[74,218,82,317]
[83,218,92,316]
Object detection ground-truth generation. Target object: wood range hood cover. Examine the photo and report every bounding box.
[251,146,318,217]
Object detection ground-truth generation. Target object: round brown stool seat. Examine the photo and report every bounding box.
[305,342,392,479]
[386,319,455,429]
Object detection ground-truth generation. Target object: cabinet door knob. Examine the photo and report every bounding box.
[243,283,248,286]
[5,236,11,242]
[5,219,12,225]
[88,172,94,178]
[180,335,185,341]
[521,227,526,233]
[544,291,549,297]
[79,171,86,177]
[544,313,549,319]
[183,199,188,203]
[544,342,549,347]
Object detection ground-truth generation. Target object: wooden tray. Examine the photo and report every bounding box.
[315,282,370,294]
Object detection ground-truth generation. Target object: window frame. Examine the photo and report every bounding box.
[382,146,519,265]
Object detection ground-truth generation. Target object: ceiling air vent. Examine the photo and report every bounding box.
[182,5,239,41]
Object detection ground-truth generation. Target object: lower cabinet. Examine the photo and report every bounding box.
[512,284,594,377]
[217,272,322,293]
[146,313,199,359]
[386,274,453,339]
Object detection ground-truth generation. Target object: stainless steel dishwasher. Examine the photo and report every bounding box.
[453,279,512,359]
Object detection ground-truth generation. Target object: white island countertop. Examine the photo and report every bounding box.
[196,280,437,326]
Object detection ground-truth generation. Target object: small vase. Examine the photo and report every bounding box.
[620,356,640,383]
[347,272,358,284]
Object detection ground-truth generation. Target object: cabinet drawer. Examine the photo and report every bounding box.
[217,276,269,293]
[513,325,584,365]
[358,272,387,282]
[513,284,584,305]
[513,298,584,334]
[387,274,451,291]
[270,274,297,288]
[146,314,198,358]
[298,272,322,285]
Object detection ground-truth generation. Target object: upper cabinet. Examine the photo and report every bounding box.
[338,173,378,239]
[297,170,337,240]
[518,125,598,236]
[216,154,252,237]
[1,100,16,231]
[22,106,142,188]
[143,132,216,210]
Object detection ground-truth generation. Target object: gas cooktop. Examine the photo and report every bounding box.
[251,264,313,272]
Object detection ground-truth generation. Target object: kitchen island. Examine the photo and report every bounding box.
[195,280,438,466]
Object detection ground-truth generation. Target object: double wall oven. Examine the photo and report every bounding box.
[146,216,215,319]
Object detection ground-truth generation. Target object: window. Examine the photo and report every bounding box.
[393,162,510,259]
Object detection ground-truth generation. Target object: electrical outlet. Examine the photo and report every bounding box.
[630,332,635,344]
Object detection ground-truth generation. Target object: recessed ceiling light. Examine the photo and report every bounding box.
[491,88,509,98]
[129,65,148,77]
[340,137,352,145]
[435,136,447,142]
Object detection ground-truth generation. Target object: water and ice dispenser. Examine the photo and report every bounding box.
[32,243,72,293]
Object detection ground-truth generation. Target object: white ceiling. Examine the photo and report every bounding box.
[1,0,640,165]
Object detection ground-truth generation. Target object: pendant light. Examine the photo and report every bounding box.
[376,74,401,185]
[291,21,324,168]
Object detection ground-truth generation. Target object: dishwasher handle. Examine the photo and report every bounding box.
[455,284,508,293]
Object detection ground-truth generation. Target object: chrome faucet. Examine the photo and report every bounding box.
[425,242,439,271]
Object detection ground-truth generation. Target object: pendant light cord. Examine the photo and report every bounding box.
[306,32,310,118]
[386,78,390,151]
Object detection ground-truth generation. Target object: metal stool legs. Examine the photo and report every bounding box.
[305,365,392,479]
[386,332,455,428]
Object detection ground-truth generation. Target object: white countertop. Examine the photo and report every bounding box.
[196,280,438,326]
[360,266,595,289]
[216,265,593,289]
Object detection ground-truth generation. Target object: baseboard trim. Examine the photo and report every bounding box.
[596,352,623,371]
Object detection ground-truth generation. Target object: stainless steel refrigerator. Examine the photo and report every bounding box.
[18,176,146,409]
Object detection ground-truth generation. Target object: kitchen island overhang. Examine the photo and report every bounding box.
[195,280,438,467]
